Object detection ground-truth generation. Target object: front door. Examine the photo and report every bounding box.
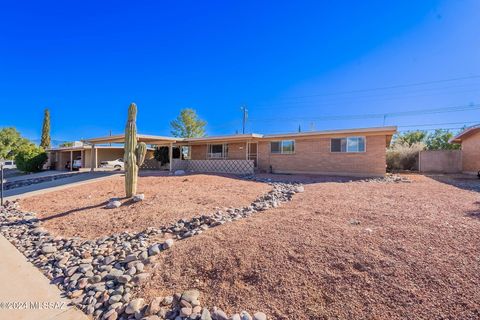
[247,142,258,167]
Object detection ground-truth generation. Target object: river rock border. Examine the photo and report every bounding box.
[0,180,304,320]
[4,171,88,191]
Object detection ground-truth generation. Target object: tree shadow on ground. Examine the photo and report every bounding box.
[139,169,367,185]
[465,201,480,219]
[38,202,109,222]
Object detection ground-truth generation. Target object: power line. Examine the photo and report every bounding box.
[252,74,480,103]
[248,103,480,123]
[397,127,466,133]
[251,85,480,110]
[397,121,480,128]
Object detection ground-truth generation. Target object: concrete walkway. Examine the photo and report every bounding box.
[4,171,122,200]
[0,235,88,320]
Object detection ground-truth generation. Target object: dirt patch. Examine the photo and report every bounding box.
[140,174,480,319]
[19,174,271,239]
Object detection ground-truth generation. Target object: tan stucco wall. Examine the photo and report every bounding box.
[50,148,137,169]
[419,150,462,173]
[461,132,480,173]
[257,135,388,176]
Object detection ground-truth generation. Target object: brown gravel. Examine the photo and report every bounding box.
[140,174,480,319]
[19,173,271,239]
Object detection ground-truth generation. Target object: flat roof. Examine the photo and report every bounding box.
[80,126,397,145]
[83,134,182,145]
[47,145,155,152]
[262,126,397,139]
[449,124,480,143]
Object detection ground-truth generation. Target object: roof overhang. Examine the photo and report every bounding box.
[47,145,155,152]
[263,126,397,139]
[448,124,480,144]
[83,134,182,145]
[181,133,263,145]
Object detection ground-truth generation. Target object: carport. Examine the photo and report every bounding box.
[82,134,182,172]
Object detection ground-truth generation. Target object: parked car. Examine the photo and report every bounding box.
[72,158,82,171]
[0,160,16,169]
[100,158,124,170]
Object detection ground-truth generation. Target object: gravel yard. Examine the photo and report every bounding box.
[138,174,480,319]
[18,173,271,239]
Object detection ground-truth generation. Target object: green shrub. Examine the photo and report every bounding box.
[15,144,48,172]
[386,142,425,171]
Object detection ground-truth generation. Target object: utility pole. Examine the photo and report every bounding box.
[241,105,248,134]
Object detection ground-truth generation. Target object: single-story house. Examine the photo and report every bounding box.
[449,124,480,175]
[73,126,397,176]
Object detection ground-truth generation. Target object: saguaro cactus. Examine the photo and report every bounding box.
[124,103,147,197]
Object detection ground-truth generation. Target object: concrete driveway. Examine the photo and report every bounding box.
[3,171,122,201]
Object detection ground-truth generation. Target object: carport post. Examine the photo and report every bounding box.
[169,143,173,172]
[70,150,73,171]
[90,144,95,172]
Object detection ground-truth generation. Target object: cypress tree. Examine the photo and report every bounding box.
[40,108,51,149]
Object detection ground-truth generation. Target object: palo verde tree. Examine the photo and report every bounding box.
[170,108,206,138]
[392,130,427,146]
[40,108,51,149]
[425,129,461,150]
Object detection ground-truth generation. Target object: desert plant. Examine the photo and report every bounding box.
[386,141,425,171]
[40,109,51,149]
[124,103,147,197]
[15,144,48,172]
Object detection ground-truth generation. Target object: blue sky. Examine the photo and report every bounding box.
[1,0,479,144]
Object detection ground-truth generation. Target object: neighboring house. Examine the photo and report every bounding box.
[449,124,480,175]
[80,126,397,176]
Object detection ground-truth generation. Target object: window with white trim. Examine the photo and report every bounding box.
[207,143,228,159]
[181,146,191,160]
[331,137,365,152]
[270,140,295,154]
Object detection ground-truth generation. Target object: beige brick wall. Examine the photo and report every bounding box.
[191,145,207,160]
[461,132,480,173]
[257,135,387,176]
[226,142,248,160]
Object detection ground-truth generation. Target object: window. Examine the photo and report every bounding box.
[331,137,365,152]
[270,140,295,154]
[181,146,191,160]
[208,144,228,158]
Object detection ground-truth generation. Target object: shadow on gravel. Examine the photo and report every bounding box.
[465,201,480,219]
[39,203,107,222]
[427,174,480,193]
